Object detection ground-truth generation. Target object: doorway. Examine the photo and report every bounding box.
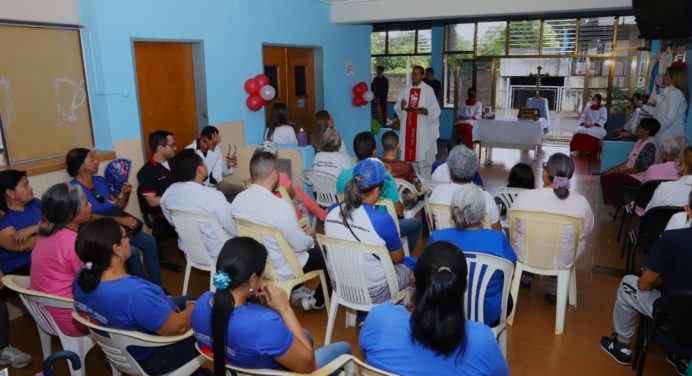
[134,41,207,159]
[263,46,316,140]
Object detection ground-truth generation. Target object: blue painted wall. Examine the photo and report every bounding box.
[77,0,372,151]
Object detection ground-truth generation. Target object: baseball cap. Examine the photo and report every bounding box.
[352,158,391,186]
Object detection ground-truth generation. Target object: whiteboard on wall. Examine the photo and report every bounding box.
[0,24,93,163]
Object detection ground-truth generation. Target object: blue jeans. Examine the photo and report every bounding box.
[398,218,422,251]
[315,342,352,368]
[126,232,162,285]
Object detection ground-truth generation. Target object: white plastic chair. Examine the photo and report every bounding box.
[507,210,582,335]
[375,198,411,256]
[168,210,231,294]
[463,252,515,357]
[394,178,425,219]
[2,275,94,376]
[233,215,330,318]
[491,187,526,230]
[72,312,203,376]
[302,169,339,208]
[425,202,453,231]
[316,234,408,345]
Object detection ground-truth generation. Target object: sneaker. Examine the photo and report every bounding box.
[600,335,632,365]
[301,295,325,311]
[666,352,689,376]
[0,346,32,368]
[290,286,312,305]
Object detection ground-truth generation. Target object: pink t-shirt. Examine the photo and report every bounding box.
[30,228,86,337]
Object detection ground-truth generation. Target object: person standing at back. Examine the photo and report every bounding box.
[423,67,442,106]
[371,66,389,124]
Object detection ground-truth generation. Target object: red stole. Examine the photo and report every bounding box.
[466,98,477,106]
[404,87,422,162]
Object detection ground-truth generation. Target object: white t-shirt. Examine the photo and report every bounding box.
[312,151,353,178]
[265,125,297,145]
[161,181,237,263]
[665,212,691,231]
[430,162,451,182]
[428,183,500,224]
[230,184,312,280]
[645,175,692,212]
[324,204,401,286]
[185,141,233,186]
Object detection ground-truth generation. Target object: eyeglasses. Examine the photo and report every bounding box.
[121,228,134,241]
[89,188,105,203]
[166,143,176,148]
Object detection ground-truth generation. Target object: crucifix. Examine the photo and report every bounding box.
[528,65,549,98]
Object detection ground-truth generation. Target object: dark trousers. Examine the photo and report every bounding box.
[600,173,641,206]
[302,245,332,306]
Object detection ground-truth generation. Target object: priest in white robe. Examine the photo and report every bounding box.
[570,93,608,156]
[394,66,441,179]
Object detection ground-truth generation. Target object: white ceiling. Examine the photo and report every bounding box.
[318,0,632,24]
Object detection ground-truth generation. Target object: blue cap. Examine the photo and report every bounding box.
[352,158,391,186]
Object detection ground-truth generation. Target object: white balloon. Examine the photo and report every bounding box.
[363,90,374,102]
[260,85,276,101]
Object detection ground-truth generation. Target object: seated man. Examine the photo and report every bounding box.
[431,137,483,186]
[600,225,692,374]
[570,93,608,156]
[230,151,330,311]
[378,130,422,192]
[161,149,237,264]
[185,125,243,201]
[337,132,422,251]
[429,145,501,230]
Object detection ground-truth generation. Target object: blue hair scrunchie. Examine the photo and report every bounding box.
[212,271,231,291]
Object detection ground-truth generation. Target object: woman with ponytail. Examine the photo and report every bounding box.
[191,237,350,375]
[510,153,594,301]
[428,184,516,326]
[72,218,200,375]
[30,183,92,336]
[324,158,412,303]
[360,241,508,375]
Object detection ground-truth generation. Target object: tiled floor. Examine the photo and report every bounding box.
[5,145,676,375]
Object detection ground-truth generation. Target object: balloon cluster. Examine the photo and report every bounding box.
[352,82,374,107]
[245,74,276,111]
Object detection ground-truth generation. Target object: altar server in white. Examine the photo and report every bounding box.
[570,93,608,156]
[394,66,441,180]
[454,88,483,148]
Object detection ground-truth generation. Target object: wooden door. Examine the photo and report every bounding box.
[134,42,198,159]
[263,46,316,139]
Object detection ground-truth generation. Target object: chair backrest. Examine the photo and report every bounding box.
[491,187,526,217]
[72,311,193,376]
[463,252,515,327]
[653,290,692,347]
[2,275,74,338]
[374,198,400,234]
[302,169,339,208]
[168,209,230,268]
[316,234,401,308]
[233,216,305,282]
[509,210,583,270]
[276,185,295,208]
[637,206,685,250]
[425,202,453,231]
[349,356,399,376]
[634,180,669,209]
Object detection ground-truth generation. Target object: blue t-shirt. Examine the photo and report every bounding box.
[71,176,116,214]
[0,198,41,273]
[359,301,509,376]
[645,227,692,299]
[336,167,399,203]
[191,291,293,370]
[73,275,175,360]
[428,229,516,325]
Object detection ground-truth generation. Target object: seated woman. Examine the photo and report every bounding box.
[665,191,692,231]
[265,103,297,145]
[645,146,692,212]
[431,137,483,186]
[510,153,594,300]
[359,241,509,375]
[66,148,161,285]
[600,117,661,206]
[192,237,351,374]
[570,94,608,156]
[311,110,348,155]
[324,159,412,303]
[30,183,92,337]
[454,88,483,149]
[72,218,199,375]
[0,170,41,278]
[312,129,353,178]
[507,162,536,190]
[641,135,686,184]
[256,141,327,222]
[428,184,516,325]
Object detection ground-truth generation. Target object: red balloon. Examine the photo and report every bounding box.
[255,74,270,87]
[352,97,361,107]
[356,82,368,95]
[247,95,264,111]
[244,78,260,95]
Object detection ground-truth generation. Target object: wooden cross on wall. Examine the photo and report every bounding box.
[528,66,549,98]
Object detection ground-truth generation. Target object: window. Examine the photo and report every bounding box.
[578,17,615,55]
[477,22,507,56]
[508,20,541,55]
[371,29,432,101]
[542,19,577,55]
